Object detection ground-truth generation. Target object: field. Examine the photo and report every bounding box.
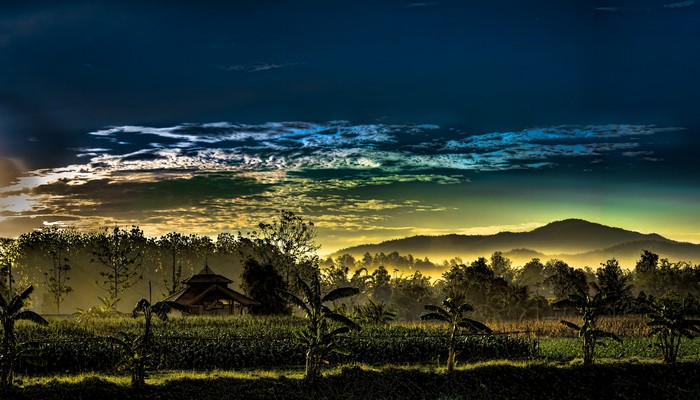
[6,315,700,399]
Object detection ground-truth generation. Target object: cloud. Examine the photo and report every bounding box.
[405,2,437,8]
[0,121,681,245]
[219,62,302,73]
[664,0,696,8]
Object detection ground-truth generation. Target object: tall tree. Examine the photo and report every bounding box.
[491,251,514,284]
[0,239,18,300]
[17,228,78,314]
[156,232,193,295]
[595,259,633,315]
[254,210,320,284]
[92,226,146,309]
[543,259,588,300]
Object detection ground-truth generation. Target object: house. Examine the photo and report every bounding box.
[163,263,260,316]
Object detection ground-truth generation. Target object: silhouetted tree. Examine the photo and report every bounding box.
[595,259,633,315]
[646,290,700,363]
[555,291,621,365]
[92,226,146,309]
[421,295,492,372]
[240,258,290,315]
[544,259,587,300]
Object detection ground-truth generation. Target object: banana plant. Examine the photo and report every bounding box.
[280,271,360,381]
[646,290,700,363]
[108,295,188,389]
[0,286,48,392]
[555,291,621,365]
[420,296,492,372]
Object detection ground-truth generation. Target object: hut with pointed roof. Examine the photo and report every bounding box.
[164,263,259,316]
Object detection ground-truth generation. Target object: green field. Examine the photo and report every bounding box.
[5,315,700,399]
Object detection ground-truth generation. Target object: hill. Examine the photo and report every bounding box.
[332,219,697,268]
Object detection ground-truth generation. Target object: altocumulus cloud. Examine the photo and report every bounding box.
[0,121,682,241]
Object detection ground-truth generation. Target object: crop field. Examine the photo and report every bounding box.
[4,314,699,399]
[11,314,699,375]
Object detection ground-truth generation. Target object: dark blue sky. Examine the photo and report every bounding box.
[1,0,700,250]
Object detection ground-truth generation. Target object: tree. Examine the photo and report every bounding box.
[646,290,700,363]
[279,271,360,381]
[18,228,78,314]
[240,258,290,315]
[595,259,633,315]
[392,271,436,320]
[92,226,146,309]
[156,232,194,296]
[543,259,587,300]
[555,291,621,365]
[420,295,492,372]
[0,286,48,392]
[255,210,319,284]
[370,265,392,303]
[491,251,514,284]
[0,239,18,300]
[515,258,546,294]
[634,250,660,295]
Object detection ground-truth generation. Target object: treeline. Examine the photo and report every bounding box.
[1,210,700,321]
[321,250,700,321]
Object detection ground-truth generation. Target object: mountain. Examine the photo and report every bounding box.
[332,219,697,268]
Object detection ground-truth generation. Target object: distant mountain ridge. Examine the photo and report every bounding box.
[333,219,697,268]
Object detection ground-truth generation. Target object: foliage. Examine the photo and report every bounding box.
[646,290,700,363]
[555,292,622,365]
[421,295,492,371]
[91,226,146,308]
[280,271,360,380]
[543,260,588,300]
[594,259,633,315]
[18,228,80,314]
[108,295,188,389]
[240,258,291,315]
[0,286,48,392]
[353,299,397,325]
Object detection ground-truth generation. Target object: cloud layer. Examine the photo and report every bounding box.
[0,121,682,249]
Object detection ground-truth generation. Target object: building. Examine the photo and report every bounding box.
[163,263,260,316]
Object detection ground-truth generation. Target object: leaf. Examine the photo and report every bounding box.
[458,318,492,334]
[326,312,361,331]
[322,287,360,303]
[16,310,48,326]
[560,320,581,332]
[420,312,449,322]
[278,289,311,315]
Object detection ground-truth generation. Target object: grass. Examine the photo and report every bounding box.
[9,361,700,400]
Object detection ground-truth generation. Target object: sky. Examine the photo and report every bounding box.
[1,0,700,254]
